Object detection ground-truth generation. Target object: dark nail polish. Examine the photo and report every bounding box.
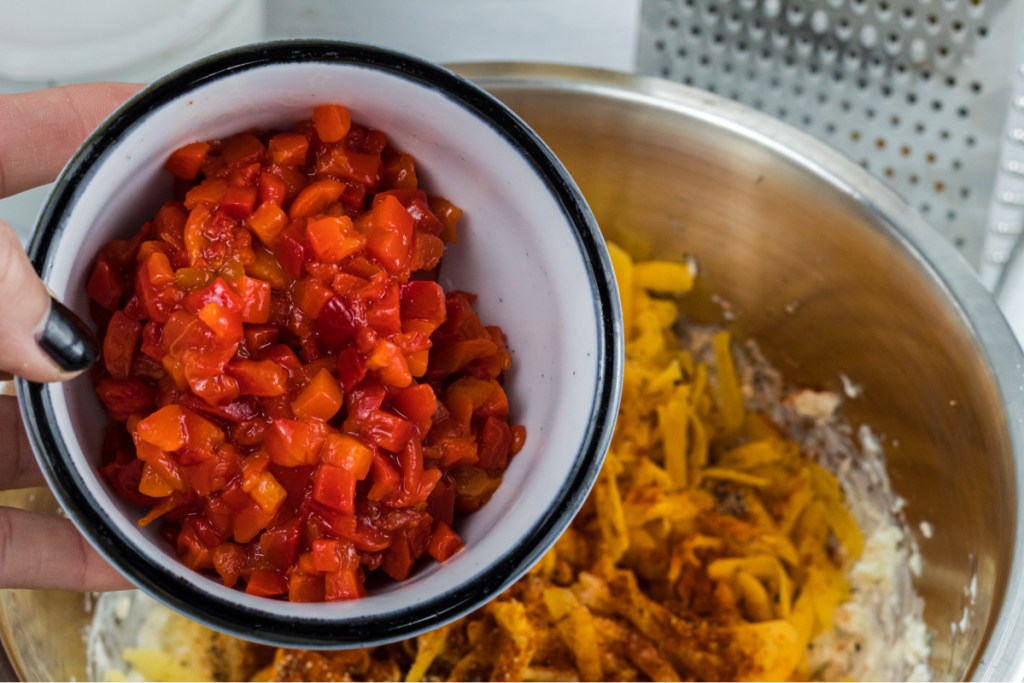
[35,298,99,373]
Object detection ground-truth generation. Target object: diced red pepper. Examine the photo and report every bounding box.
[306,215,364,264]
[289,179,346,220]
[164,141,210,180]
[226,359,288,396]
[313,104,352,143]
[91,102,523,604]
[427,521,463,562]
[220,185,258,220]
[221,133,266,167]
[265,418,326,467]
[312,464,356,514]
[103,311,142,379]
[246,569,289,597]
[268,132,310,166]
[292,368,343,421]
[363,195,414,274]
[88,259,125,310]
[324,568,366,601]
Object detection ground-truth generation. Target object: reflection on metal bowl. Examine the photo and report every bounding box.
[3,64,1023,681]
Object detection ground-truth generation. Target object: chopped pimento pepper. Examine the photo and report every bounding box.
[89,103,525,602]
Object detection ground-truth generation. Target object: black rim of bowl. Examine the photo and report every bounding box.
[17,40,622,648]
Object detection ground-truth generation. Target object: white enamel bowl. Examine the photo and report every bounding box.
[15,42,622,648]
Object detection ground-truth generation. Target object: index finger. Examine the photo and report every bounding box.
[0,82,141,198]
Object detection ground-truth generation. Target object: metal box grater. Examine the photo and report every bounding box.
[637,0,1024,289]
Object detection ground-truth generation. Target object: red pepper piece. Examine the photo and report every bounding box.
[324,568,366,601]
[274,220,308,278]
[427,521,464,562]
[363,195,414,274]
[212,542,246,588]
[96,376,156,421]
[265,418,326,467]
[257,171,288,207]
[246,569,289,597]
[103,311,142,379]
[315,295,365,349]
[313,104,352,143]
[312,464,357,514]
[288,573,326,602]
[259,518,303,571]
[220,185,258,220]
[289,179,346,220]
[87,259,125,311]
[164,141,210,180]
[226,359,288,397]
[478,416,513,472]
[268,132,310,166]
[221,132,266,167]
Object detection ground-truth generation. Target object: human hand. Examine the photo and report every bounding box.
[0,83,140,591]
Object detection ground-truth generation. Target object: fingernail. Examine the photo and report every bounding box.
[35,298,99,373]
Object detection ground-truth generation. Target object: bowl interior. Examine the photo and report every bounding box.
[30,54,612,630]
[467,68,1019,680]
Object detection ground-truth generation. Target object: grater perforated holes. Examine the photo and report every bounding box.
[639,0,1013,265]
[876,137,888,150]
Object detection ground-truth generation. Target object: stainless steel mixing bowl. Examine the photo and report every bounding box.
[2,64,1023,681]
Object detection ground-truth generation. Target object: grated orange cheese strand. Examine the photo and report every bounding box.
[712,330,745,434]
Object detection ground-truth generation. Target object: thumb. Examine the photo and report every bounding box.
[0,221,98,382]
